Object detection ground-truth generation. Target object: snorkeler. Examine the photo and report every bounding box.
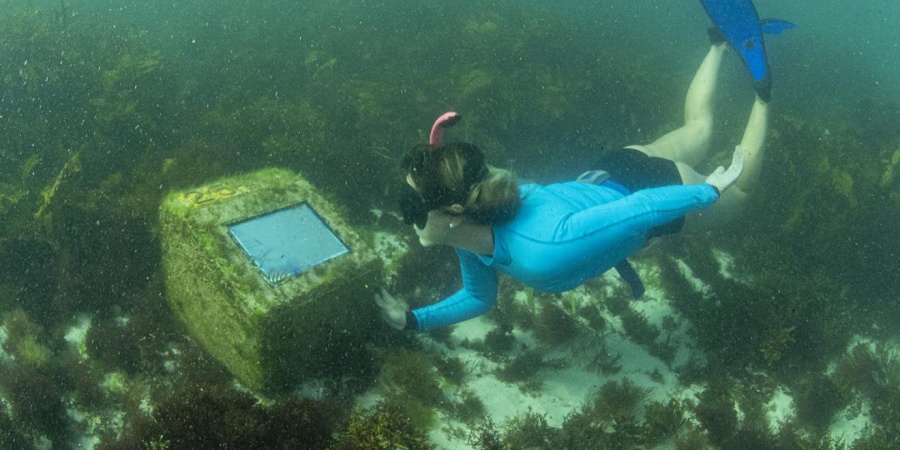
[375,39,768,332]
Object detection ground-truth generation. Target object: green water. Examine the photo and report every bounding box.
[0,0,898,448]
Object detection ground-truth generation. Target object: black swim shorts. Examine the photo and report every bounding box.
[593,147,685,237]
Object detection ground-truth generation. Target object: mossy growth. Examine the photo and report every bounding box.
[554,409,618,450]
[794,373,850,432]
[688,375,835,450]
[2,308,53,368]
[375,347,444,429]
[390,242,461,308]
[489,282,550,334]
[585,338,623,376]
[650,239,853,379]
[650,315,681,364]
[161,168,384,392]
[604,290,632,317]
[466,417,507,450]
[502,411,557,449]
[673,428,714,450]
[0,363,74,448]
[580,304,607,332]
[642,399,687,445]
[86,315,144,375]
[448,388,486,424]
[479,323,517,357]
[517,379,678,448]
[758,111,900,319]
[331,402,437,450]
[648,340,679,366]
[771,421,846,450]
[433,354,468,386]
[494,349,565,391]
[532,301,581,346]
[141,435,171,450]
[262,286,382,392]
[590,378,652,424]
[98,382,344,450]
[832,343,900,437]
[0,402,34,449]
[694,377,738,447]
[619,307,659,347]
[832,343,893,399]
[850,428,900,450]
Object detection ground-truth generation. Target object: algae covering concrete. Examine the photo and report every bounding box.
[159,168,382,392]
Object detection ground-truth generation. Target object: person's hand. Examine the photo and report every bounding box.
[374,288,407,330]
[705,145,745,195]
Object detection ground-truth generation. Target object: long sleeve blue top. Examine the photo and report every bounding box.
[411,181,719,331]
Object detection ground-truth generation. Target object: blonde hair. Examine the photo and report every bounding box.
[404,143,520,226]
[465,165,520,225]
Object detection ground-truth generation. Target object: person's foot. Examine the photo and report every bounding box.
[708,26,726,45]
[754,78,772,103]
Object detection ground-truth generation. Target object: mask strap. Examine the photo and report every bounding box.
[429,112,461,147]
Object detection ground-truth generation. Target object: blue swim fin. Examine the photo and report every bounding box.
[699,0,795,102]
[760,19,797,35]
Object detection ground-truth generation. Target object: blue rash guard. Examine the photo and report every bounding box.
[410,181,720,331]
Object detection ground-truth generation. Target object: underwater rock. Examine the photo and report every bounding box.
[160,168,383,393]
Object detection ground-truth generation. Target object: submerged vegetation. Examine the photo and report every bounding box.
[467,380,684,449]
[0,0,897,448]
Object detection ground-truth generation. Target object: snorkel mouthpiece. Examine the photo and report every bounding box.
[429,111,461,147]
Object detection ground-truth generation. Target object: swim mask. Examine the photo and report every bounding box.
[397,111,465,229]
[398,182,431,229]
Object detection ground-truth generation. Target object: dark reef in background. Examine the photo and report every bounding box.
[0,0,897,448]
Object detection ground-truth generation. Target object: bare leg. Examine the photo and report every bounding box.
[628,43,727,165]
[683,95,768,232]
[734,97,768,193]
[622,43,769,232]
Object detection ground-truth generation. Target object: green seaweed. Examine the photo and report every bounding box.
[794,373,850,432]
[467,417,507,450]
[695,377,739,446]
[619,307,660,347]
[0,364,74,447]
[502,411,557,449]
[494,349,565,390]
[532,301,581,346]
[98,381,344,450]
[332,402,437,450]
[0,1,897,448]
[448,388,486,424]
[2,309,53,368]
[832,343,900,438]
[375,347,444,429]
